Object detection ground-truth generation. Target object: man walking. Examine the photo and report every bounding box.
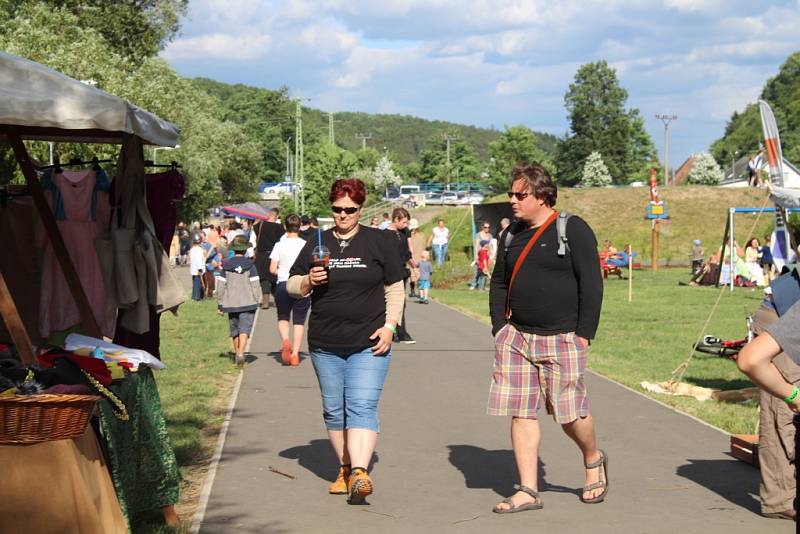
[488,163,605,512]
[254,208,285,309]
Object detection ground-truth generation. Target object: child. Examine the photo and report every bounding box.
[215,235,261,368]
[471,243,491,291]
[417,250,433,304]
[189,234,206,301]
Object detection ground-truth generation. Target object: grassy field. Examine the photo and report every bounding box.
[431,268,764,435]
[132,298,239,533]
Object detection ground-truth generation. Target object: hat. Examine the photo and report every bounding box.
[229,235,250,252]
[409,218,419,230]
[192,233,202,244]
[694,239,701,246]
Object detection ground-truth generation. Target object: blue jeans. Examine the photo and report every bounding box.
[433,243,448,266]
[191,275,203,301]
[310,346,391,432]
[470,268,487,290]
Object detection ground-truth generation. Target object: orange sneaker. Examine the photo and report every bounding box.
[346,468,373,504]
[289,353,300,366]
[328,465,350,495]
[280,339,292,365]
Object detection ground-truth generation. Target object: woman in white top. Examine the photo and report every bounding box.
[744,237,765,287]
[427,218,450,267]
[269,214,310,366]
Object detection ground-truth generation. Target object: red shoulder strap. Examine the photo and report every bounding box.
[505,211,558,320]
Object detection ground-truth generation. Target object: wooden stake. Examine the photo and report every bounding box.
[651,219,660,272]
[8,135,101,338]
[628,251,633,302]
[0,269,35,365]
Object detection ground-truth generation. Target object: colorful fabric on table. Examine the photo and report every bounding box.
[98,367,179,518]
[38,351,113,386]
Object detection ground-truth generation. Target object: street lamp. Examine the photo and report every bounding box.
[153,145,180,164]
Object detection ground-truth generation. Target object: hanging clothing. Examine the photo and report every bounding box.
[145,170,185,252]
[39,168,116,339]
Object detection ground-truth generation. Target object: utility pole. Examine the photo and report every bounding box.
[655,114,677,186]
[355,133,372,150]
[295,100,305,213]
[284,136,292,181]
[444,134,459,189]
[328,112,335,146]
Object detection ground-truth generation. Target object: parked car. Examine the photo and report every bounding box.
[261,181,301,195]
[441,192,462,205]
[426,192,443,205]
[466,191,485,204]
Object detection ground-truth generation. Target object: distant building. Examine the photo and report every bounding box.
[673,154,800,188]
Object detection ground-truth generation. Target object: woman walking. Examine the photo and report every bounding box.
[287,179,405,504]
[270,214,310,366]
[428,218,450,267]
[470,221,493,289]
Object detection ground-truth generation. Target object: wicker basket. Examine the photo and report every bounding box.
[0,394,100,445]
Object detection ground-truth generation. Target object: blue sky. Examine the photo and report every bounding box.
[163,0,800,167]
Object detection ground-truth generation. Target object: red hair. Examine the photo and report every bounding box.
[329,178,366,206]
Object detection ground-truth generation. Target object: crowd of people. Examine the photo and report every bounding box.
[686,234,776,287]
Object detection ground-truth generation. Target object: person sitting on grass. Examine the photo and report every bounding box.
[215,235,261,368]
[417,250,433,304]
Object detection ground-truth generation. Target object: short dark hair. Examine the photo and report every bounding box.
[284,213,301,233]
[392,207,410,221]
[511,163,557,207]
[309,216,319,226]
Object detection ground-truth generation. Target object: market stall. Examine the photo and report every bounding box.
[0,51,184,531]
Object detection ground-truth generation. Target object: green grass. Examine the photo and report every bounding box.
[432,268,764,435]
[131,298,238,533]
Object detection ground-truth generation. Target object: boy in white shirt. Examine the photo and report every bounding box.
[189,234,206,301]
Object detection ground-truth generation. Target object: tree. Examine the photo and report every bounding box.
[580,152,612,187]
[686,153,723,185]
[488,125,555,191]
[556,61,656,185]
[418,132,480,185]
[372,155,401,193]
[0,0,188,62]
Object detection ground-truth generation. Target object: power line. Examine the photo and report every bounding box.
[655,114,677,185]
[355,133,372,150]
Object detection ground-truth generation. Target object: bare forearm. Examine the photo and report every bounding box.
[738,334,795,400]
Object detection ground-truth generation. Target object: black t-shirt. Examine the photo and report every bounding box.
[255,221,285,277]
[289,225,405,350]
[489,216,603,339]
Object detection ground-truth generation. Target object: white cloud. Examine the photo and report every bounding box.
[164,33,271,60]
[163,0,800,166]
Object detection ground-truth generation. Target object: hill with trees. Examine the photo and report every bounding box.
[711,51,800,166]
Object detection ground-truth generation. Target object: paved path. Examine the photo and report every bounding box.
[199,298,791,534]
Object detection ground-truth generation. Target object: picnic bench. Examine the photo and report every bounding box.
[599,251,641,279]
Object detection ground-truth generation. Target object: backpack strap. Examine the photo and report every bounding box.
[556,211,572,257]
[505,211,559,320]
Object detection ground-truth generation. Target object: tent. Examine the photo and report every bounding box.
[0,51,179,364]
[222,201,272,221]
[0,51,178,146]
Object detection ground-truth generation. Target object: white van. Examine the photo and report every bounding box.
[399,185,420,199]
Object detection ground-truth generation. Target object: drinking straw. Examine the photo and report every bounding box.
[317,226,322,249]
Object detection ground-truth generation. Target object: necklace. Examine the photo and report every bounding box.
[333,228,358,253]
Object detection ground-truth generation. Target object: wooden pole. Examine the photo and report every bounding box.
[0,269,35,365]
[651,219,660,272]
[627,250,633,302]
[8,134,101,338]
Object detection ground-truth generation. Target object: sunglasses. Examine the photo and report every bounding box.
[507,191,532,201]
[331,206,359,215]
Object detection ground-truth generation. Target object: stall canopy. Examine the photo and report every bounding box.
[0,51,178,146]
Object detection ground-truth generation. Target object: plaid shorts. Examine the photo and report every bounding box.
[487,324,589,423]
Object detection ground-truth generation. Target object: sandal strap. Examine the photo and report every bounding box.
[583,481,606,492]
[513,484,539,498]
[584,449,606,469]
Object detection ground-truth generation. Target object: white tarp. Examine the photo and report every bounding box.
[0,51,179,146]
[771,187,800,209]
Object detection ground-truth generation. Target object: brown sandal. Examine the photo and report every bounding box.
[492,484,543,514]
[580,449,609,503]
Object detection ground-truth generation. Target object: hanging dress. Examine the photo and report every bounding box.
[39,168,116,338]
